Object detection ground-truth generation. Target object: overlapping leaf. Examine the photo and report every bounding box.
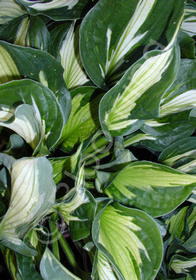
[0,156,56,256]
[0,0,26,25]
[16,0,91,20]
[181,0,196,37]
[59,22,89,89]
[80,0,184,87]
[140,58,196,151]
[97,161,196,217]
[0,41,71,121]
[60,86,101,152]
[40,248,81,280]
[0,15,51,51]
[99,45,180,139]
[0,79,64,152]
[92,202,163,280]
[159,137,196,169]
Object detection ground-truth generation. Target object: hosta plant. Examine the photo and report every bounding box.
[0,0,196,279]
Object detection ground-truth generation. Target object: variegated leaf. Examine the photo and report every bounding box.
[16,0,90,20]
[0,79,64,153]
[170,255,196,275]
[0,0,26,25]
[0,157,56,256]
[60,87,101,152]
[124,132,156,148]
[60,23,89,89]
[177,159,196,174]
[93,251,121,280]
[0,41,71,121]
[97,161,196,217]
[160,89,196,117]
[14,16,51,51]
[181,1,196,37]
[92,203,163,280]
[80,0,184,87]
[141,112,196,152]
[53,165,88,224]
[0,44,20,84]
[0,104,43,151]
[99,45,180,139]
[40,248,81,280]
[159,59,196,117]
[140,58,196,151]
[159,137,196,167]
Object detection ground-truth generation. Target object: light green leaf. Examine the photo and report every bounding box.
[53,164,88,224]
[60,86,101,152]
[14,16,30,46]
[50,144,82,184]
[98,161,196,217]
[93,250,121,280]
[92,202,163,280]
[69,189,96,241]
[170,255,196,275]
[16,0,90,20]
[0,0,26,25]
[99,45,180,139]
[124,132,156,148]
[0,44,20,84]
[80,0,184,87]
[0,157,56,256]
[40,248,81,280]
[0,79,64,152]
[60,22,89,89]
[166,206,189,242]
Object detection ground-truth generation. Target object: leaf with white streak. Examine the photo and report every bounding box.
[40,248,81,280]
[0,104,43,152]
[181,1,196,37]
[140,59,196,151]
[170,255,196,275]
[60,23,89,89]
[80,0,184,87]
[0,79,64,153]
[99,45,180,139]
[0,41,71,127]
[92,202,163,280]
[160,90,196,117]
[16,0,90,20]
[0,44,20,84]
[0,157,56,256]
[159,137,196,168]
[53,165,89,224]
[0,0,26,25]
[141,111,196,152]
[0,41,71,121]
[92,251,121,280]
[60,86,101,152]
[159,59,196,117]
[97,161,196,217]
